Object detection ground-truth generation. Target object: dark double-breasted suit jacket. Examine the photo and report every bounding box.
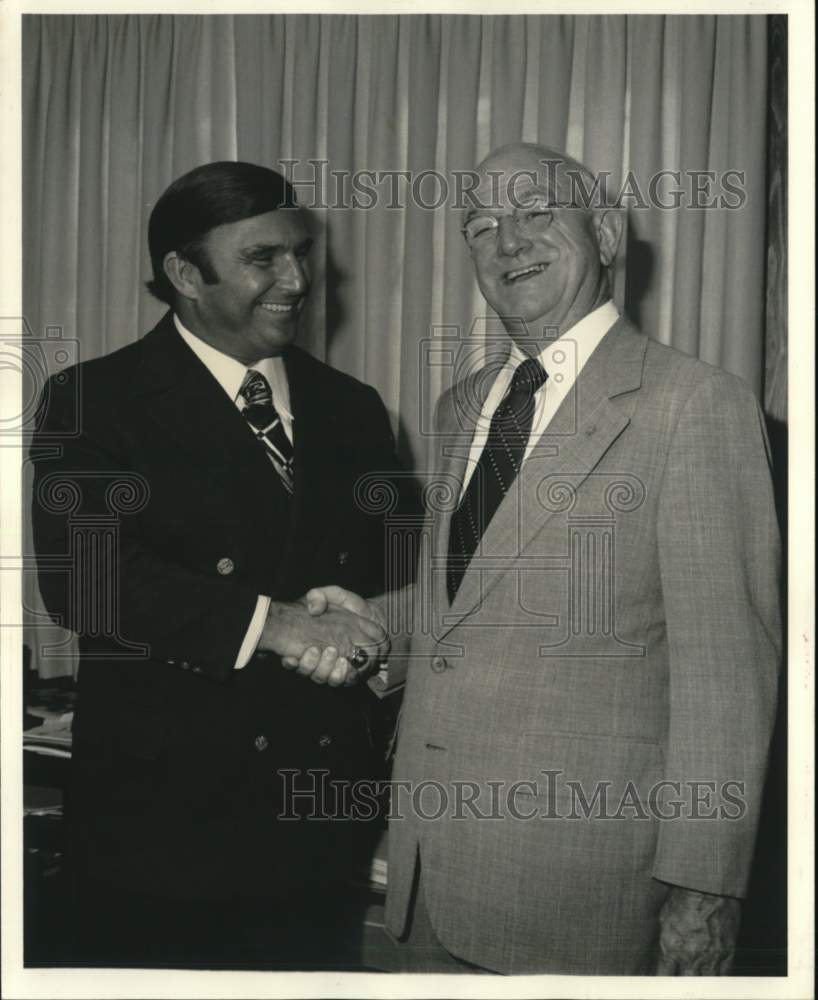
[31,311,412,900]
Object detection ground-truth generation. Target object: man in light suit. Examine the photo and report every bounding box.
[30,161,406,968]
[304,143,781,974]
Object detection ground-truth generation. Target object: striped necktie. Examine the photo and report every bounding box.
[239,369,295,495]
[447,356,548,602]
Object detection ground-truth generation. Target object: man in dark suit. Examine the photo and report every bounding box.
[30,161,406,969]
[303,143,781,975]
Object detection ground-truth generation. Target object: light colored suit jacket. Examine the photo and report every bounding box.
[385,316,781,974]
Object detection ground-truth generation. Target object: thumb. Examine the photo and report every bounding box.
[304,588,330,616]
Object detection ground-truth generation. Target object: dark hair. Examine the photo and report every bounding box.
[146,161,298,305]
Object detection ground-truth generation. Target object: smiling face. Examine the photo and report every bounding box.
[176,208,312,364]
[465,146,618,345]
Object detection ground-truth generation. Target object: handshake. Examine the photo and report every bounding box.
[257,585,388,687]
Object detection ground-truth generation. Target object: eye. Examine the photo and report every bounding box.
[463,216,498,243]
[519,206,554,231]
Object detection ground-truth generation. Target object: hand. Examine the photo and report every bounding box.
[304,585,386,628]
[282,586,387,685]
[259,598,389,687]
[656,885,741,975]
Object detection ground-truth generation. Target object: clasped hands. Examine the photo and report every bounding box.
[258,585,386,687]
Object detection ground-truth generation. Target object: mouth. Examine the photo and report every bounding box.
[258,300,300,315]
[504,262,548,284]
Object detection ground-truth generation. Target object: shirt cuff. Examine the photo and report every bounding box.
[234,595,271,669]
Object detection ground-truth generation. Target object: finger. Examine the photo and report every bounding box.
[322,585,371,616]
[309,646,340,684]
[343,663,362,687]
[349,623,391,664]
[366,631,391,663]
[295,646,321,676]
[353,612,388,643]
[304,589,330,616]
[281,656,299,669]
[327,657,351,687]
[348,639,388,671]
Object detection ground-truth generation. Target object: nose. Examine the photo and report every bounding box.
[277,252,309,295]
[496,215,530,256]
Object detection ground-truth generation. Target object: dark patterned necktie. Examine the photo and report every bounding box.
[239,369,295,495]
[447,357,548,602]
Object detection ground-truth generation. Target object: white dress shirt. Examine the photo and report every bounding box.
[174,315,292,669]
[460,301,620,500]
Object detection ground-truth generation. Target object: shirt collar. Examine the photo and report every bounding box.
[173,314,293,421]
[508,300,620,395]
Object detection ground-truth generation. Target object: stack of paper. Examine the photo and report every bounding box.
[23,713,73,759]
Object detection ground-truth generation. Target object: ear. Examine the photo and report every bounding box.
[163,251,201,302]
[593,209,624,268]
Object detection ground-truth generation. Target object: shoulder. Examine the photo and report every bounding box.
[630,321,761,415]
[621,324,766,458]
[35,314,172,428]
[285,345,385,411]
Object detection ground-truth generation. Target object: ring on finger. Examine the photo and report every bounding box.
[349,645,369,669]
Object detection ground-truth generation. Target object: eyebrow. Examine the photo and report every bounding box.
[240,237,313,258]
[463,189,552,224]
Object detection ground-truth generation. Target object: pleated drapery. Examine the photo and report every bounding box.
[23,14,773,676]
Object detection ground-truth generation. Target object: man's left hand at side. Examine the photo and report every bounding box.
[656,885,741,975]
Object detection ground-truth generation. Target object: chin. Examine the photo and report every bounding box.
[268,328,299,351]
[493,300,554,328]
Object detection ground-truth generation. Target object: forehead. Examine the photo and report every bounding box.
[206,208,309,251]
[467,153,577,216]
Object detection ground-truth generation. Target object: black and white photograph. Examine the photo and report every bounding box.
[1,3,813,997]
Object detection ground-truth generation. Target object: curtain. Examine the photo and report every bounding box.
[22,14,772,676]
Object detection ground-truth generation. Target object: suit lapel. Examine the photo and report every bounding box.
[281,346,327,556]
[445,317,648,624]
[130,312,293,531]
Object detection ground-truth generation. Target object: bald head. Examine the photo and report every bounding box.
[462,142,622,344]
[472,142,599,210]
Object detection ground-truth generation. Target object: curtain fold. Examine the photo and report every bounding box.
[22,13,774,676]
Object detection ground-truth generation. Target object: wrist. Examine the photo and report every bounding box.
[259,600,301,657]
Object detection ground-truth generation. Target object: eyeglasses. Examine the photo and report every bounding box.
[461,198,581,248]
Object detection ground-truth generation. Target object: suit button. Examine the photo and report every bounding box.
[191,665,202,674]
[318,734,332,748]
[167,659,177,666]
[254,735,269,752]
[431,655,448,673]
[216,557,234,575]
[338,551,349,565]
[179,661,190,670]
